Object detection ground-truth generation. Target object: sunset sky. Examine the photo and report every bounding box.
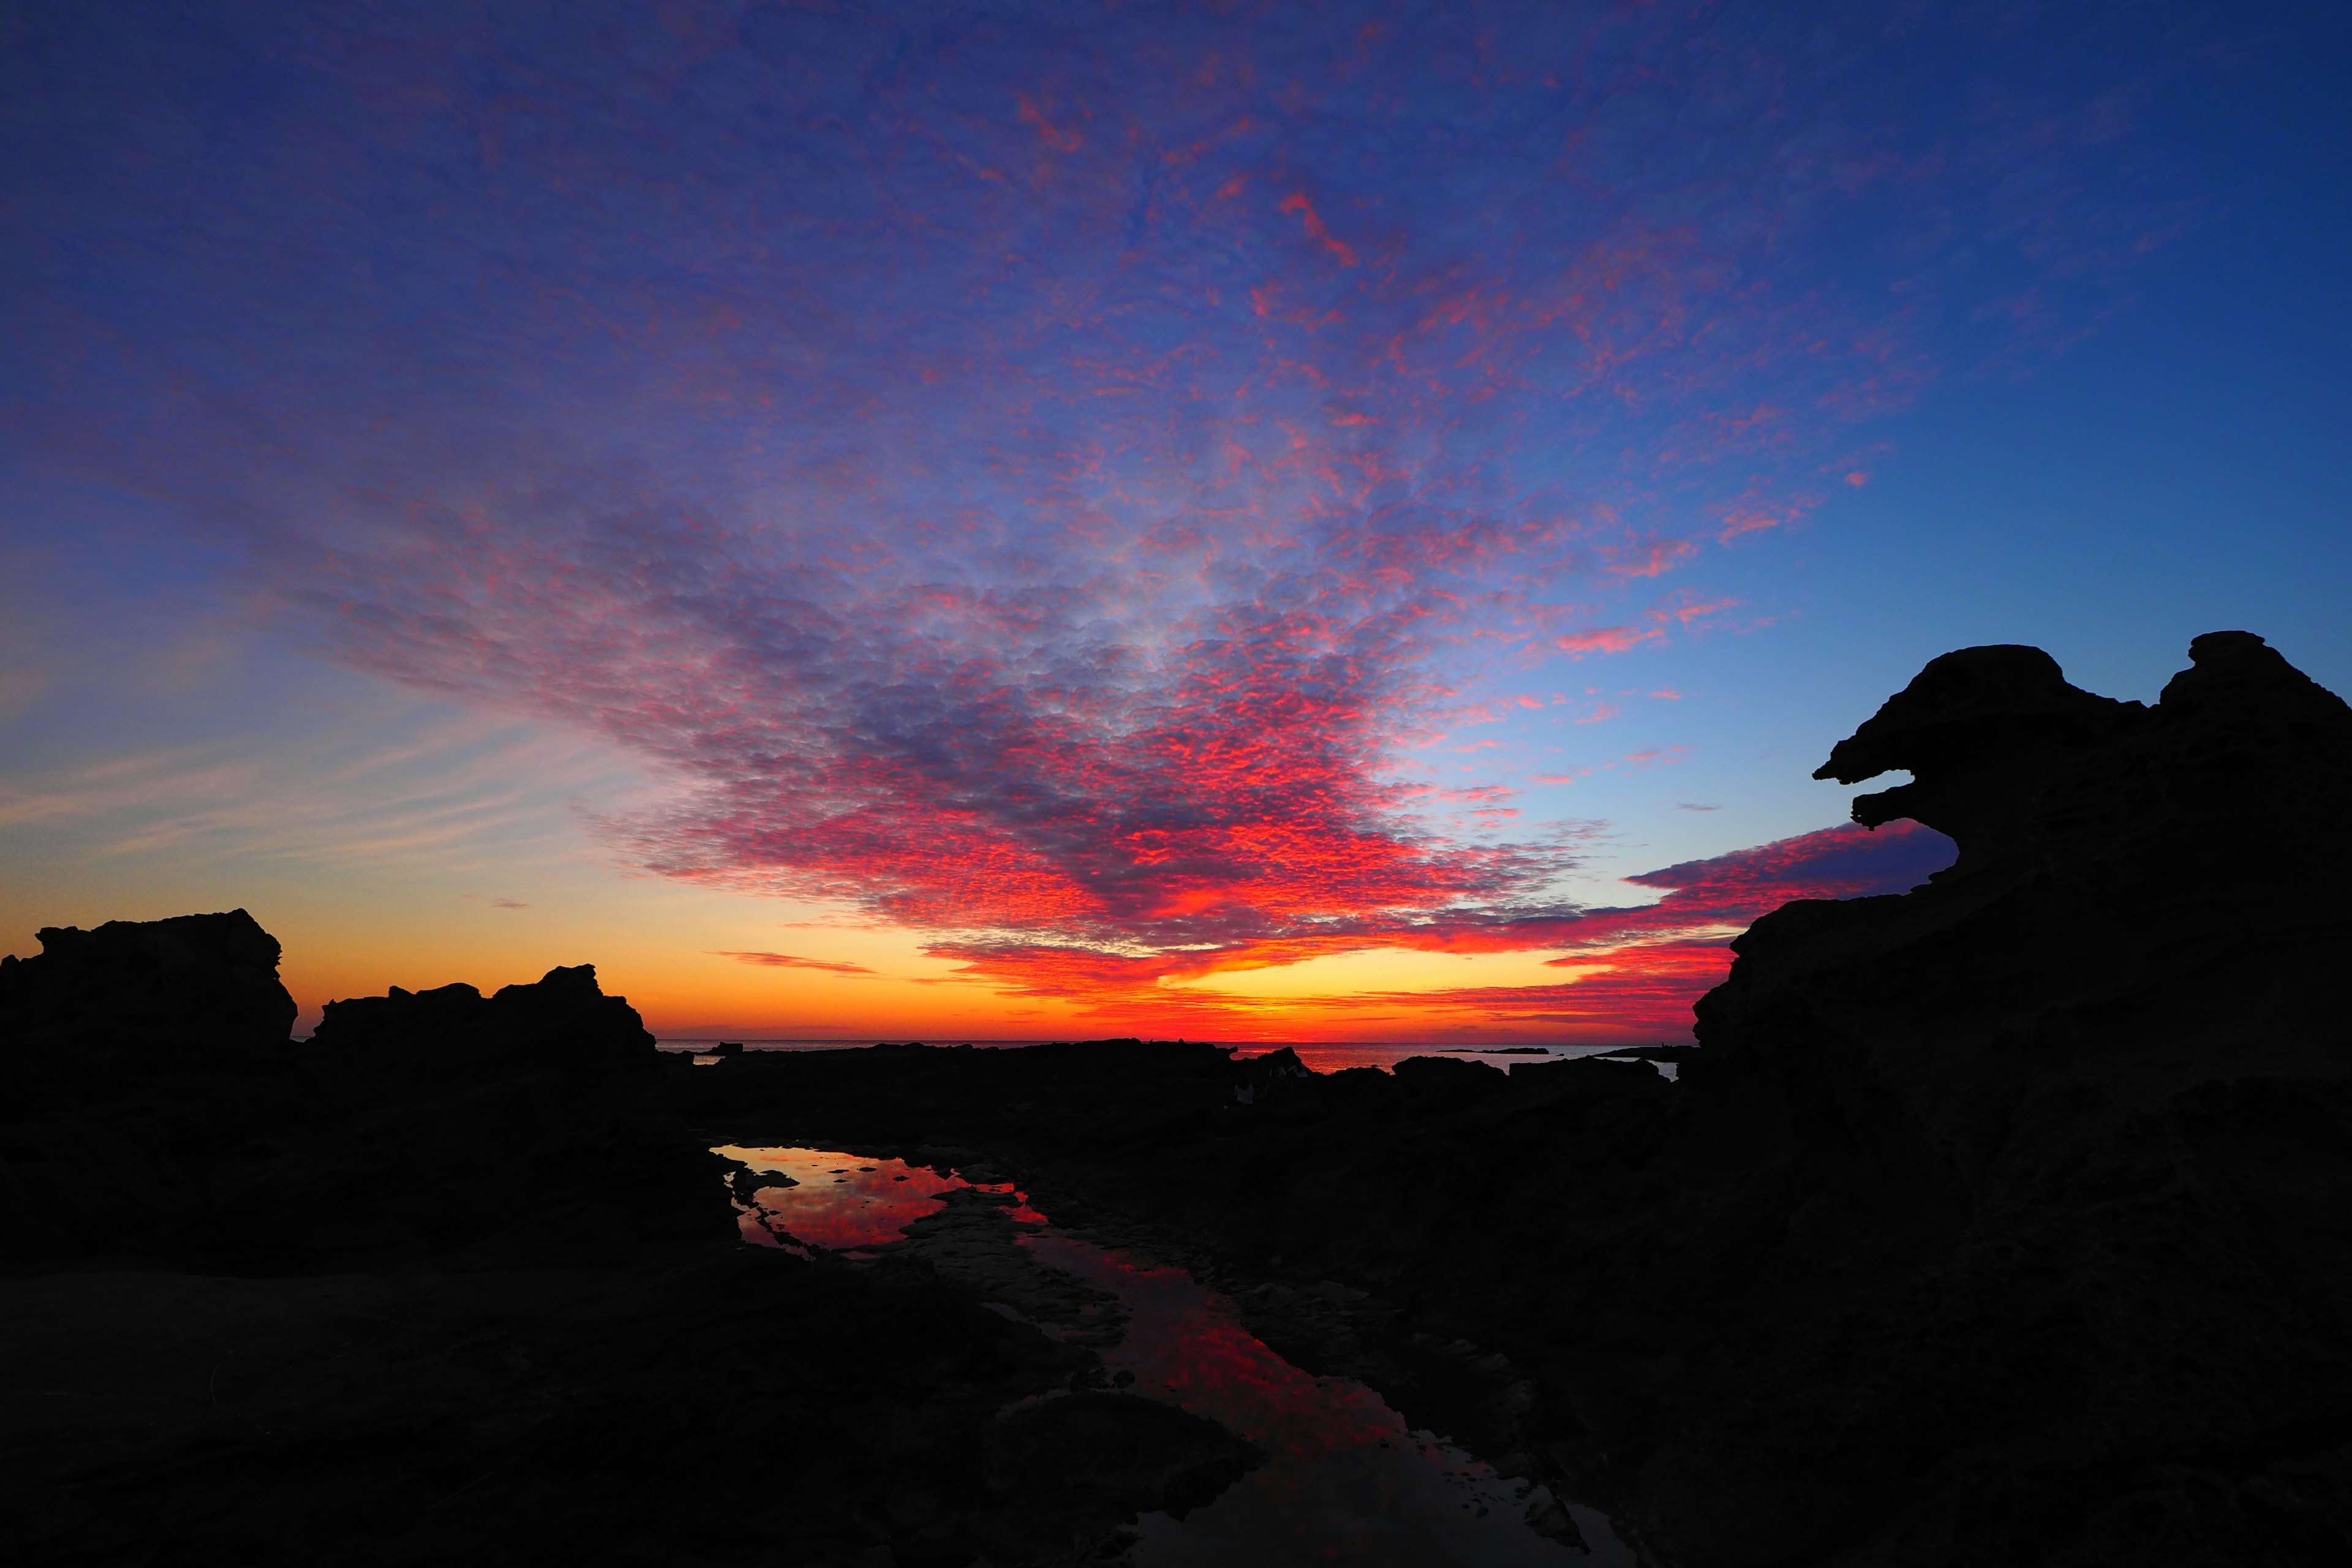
[4,1,2346,1042]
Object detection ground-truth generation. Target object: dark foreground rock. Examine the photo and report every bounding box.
[0,909,296,1051]
[0,927,1257,1565]
[681,631,2352,1567]
[0,929,718,1268]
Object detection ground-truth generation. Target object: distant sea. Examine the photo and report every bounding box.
[656,1038,1682,1074]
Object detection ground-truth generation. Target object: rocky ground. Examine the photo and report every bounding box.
[9,630,2350,1567]
[674,631,2352,1567]
[0,926,1258,1566]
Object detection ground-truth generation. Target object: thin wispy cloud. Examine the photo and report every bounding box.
[715,951,878,978]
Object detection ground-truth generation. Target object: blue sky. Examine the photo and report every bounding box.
[3,1,2345,1037]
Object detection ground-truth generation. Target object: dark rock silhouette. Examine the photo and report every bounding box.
[0,908,295,1051]
[0,940,717,1267]
[12,630,2347,1564]
[1623,628,2352,1565]
[1,920,1259,1564]
[311,963,660,1079]
[679,631,2352,1566]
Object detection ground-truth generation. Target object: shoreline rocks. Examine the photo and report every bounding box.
[687,631,2352,1566]
[1,932,1259,1566]
[12,628,2348,1564]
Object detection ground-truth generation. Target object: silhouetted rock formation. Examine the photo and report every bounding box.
[685,632,2352,1567]
[0,932,718,1268]
[2,924,1256,1566]
[0,908,295,1052]
[15,631,2345,1564]
[1618,628,2352,1566]
[311,963,659,1079]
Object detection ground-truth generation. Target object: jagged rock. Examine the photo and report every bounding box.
[0,925,720,1266]
[311,963,657,1081]
[0,909,295,1052]
[1392,1054,1509,1093]
[2,925,1256,1568]
[680,631,2352,1567]
[1619,631,2352,1566]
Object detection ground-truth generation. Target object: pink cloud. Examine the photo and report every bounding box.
[1557,627,1660,657]
[10,2,2185,1032]
[714,951,878,977]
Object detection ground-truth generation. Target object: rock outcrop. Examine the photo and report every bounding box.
[4,924,1257,1566]
[0,921,717,1266]
[1615,630,2352,1566]
[0,909,295,1052]
[16,631,2342,1564]
[680,631,2352,1567]
[310,963,658,1080]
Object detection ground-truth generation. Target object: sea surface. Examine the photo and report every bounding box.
[716,1145,1639,1565]
[663,1038,1678,1074]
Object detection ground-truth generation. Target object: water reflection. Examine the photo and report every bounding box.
[712,1145,1635,1564]
[711,1144,964,1252]
[1025,1233,1634,1566]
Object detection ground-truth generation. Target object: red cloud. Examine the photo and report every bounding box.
[61,3,2156,1042]
[915,820,1954,1034]
[1279,192,1359,266]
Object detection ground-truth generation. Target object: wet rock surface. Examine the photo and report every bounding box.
[875,1186,1131,1345]
[682,632,2352,1566]
[982,1392,1261,1540]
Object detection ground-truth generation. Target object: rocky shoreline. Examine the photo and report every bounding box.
[0,932,1261,1565]
[673,631,2352,1566]
[7,630,2350,1566]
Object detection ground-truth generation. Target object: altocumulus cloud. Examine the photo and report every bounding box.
[2,4,2177,1006]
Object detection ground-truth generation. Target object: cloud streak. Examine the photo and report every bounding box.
[715,951,878,978]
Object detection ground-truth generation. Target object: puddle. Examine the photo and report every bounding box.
[712,1144,1032,1253]
[713,1145,1637,1564]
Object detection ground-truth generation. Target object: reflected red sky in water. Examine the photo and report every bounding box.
[711,1145,960,1251]
[714,1145,1626,1564]
[1027,1234,1398,1457]
[1023,1234,1621,1565]
[713,1145,1048,1251]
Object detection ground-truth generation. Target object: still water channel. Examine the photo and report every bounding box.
[714,1145,1637,1566]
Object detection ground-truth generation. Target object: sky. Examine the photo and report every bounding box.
[4,1,2347,1042]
